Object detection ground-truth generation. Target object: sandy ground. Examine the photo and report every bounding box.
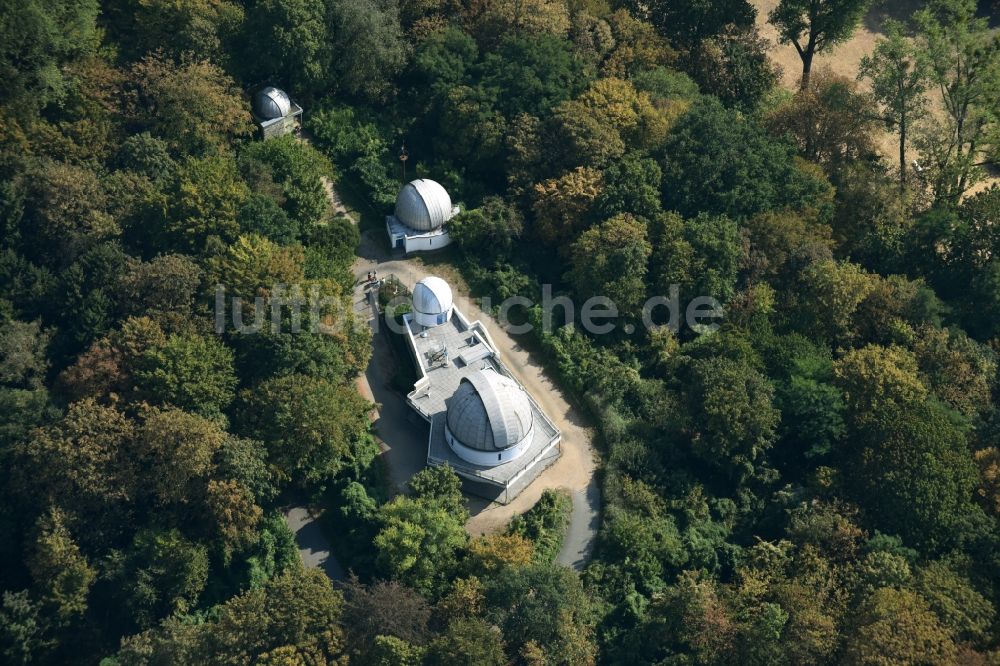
[352,232,600,552]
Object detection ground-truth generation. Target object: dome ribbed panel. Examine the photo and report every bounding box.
[444,370,533,452]
[254,87,291,120]
[394,179,452,231]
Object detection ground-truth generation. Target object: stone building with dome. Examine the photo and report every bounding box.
[251,86,303,140]
[386,179,459,253]
[399,276,561,503]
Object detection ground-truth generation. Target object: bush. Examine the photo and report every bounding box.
[507,489,572,563]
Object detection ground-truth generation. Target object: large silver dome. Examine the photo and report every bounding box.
[446,370,533,452]
[254,87,292,120]
[394,179,453,232]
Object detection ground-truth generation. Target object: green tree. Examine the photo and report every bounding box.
[126,0,245,63]
[161,154,250,252]
[913,0,1000,203]
[683,356,779,482]
[408,464,467,520]
[627,0,755,48]
[241,0,332,96]
[425,617,506,666]
[566,214,651,317]
[0,0,100,118]
[374,496,468,596]
[238,374,375,486]
[109,528,210,630]
[661,98,833,219]
[596,153,663,220]
[852,399,981,554]
[769,0,871,90]
[116,568,346,663]
[448,196,524,264]
[914,560,995,644]
[119,254,202,322]
[484,564,598,666]
[480,35,590,118]
[134,332,237,420]
[685,25,779,111]
[327,0,409,102]
[859,20,930,190]
[240,136,332,229]
[0,591,53,665]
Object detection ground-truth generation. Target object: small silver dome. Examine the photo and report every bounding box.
[446,370,533,452]
[413,276,452,314]
[395,179,453,231]
[254,87,291,120]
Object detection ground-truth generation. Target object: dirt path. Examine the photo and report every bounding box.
[352,231,600,568]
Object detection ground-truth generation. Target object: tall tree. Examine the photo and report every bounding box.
[859,20,929,190]
[769,0,871,90]
[913,0,1000,203]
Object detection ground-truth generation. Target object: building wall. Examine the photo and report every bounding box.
[445,424,533,467]
[404,230,452,253]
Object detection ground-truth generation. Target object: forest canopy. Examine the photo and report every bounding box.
[0,0,998,664]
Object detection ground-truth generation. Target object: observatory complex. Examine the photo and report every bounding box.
[386,179,458,253]
[399,276,561,503]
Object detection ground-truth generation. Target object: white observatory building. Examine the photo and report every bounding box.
[251,86,303,140]
[398,276,561,503]
[386,179,459,253]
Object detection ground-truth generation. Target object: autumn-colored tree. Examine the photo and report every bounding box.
[531,167,603,245]
[467,534,535,575]
[797,259,879,346]
[462,0,571,44]
[26,507,96,621]
[14,400,136,541]
[126,54,252,155]
[767,69,878,168]
[137,406,227,506]
[843,587,957,665]
[833,344,927,424]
